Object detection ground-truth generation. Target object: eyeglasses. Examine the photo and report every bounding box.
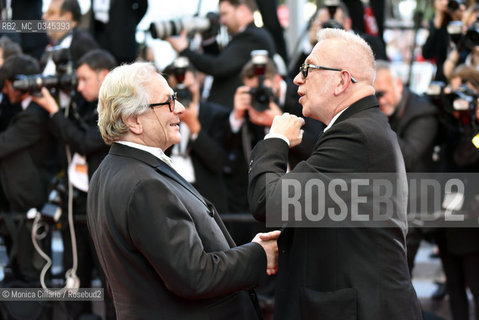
[300,63,358,83]
[148,92,177,112]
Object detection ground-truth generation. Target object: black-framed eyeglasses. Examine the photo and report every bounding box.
[148,92,177,112]
[300,63,358,83]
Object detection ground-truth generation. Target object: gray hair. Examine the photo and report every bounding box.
[97,62,156,144]
[375,59,400,80]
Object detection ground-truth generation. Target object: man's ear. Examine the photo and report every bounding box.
[334,71,352,95]
[123,114,143,135]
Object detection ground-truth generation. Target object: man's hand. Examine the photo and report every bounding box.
[270,113,305,148]
[252,230,281,275]
[31,87,59,115]
[248,100,282,127]
[233,86,251,120]
[166,30,189,53]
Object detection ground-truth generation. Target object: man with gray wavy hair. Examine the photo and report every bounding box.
[87,61,280,319]
[248,28,422,319]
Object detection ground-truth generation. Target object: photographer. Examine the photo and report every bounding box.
[162,57,230,214]
[32,49,116,319]
[0,54,61,280]
[422,0,466,82]
[433,64,479,320]
[225,54,324,218]
[166,0,277,110]
[443,4,479,79]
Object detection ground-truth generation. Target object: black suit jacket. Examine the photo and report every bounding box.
[87,143,267,320]
[389,89,438,172]
[90,0,147,64]
[0,102,60,212]
[182,23,277,109]
[248,96,422,320]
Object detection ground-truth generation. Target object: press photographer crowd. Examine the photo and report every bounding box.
[0,0,478,319]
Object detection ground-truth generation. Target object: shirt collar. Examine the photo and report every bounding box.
[116,141,174,167]
[22,96,32,110]
[323,107,349,132]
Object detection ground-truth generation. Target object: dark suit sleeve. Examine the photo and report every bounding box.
[128,178,267,299]
[0,108,46,159]
[248,122,368,221]
[49,111,105,157]
[181,31,267,78]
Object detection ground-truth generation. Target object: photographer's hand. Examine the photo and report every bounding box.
[270,113,305,148]
[166,30,189,53]
[248,101,282,127]
[32,87,60,115]
[233,86,251,120]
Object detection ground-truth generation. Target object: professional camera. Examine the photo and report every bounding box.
[324,0,340,17]
[427,81,477,124]
[447,19,479,51]
[248,50,274,112]
[40,176,67,223]
[149,12,220,40]
[448,0,465,12]
[12,47,77,94]
[169,56,194,107]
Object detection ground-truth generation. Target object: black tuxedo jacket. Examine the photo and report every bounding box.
[182,23,277,109]
[87,143,267,320]
[0,102,60,212]
[248,96,422,320]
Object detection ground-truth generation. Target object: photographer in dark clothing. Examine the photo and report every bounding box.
[163,58,230,214]
[225,54,324,219]
[33,49,116,319]
[0,54,60,280]
[374,60,439,275]
[167,0,277,109]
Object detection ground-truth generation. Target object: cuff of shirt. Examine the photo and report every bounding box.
[264,132,290,146]
[229,111,244,133]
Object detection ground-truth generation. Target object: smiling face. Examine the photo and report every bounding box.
[137,73,185,150]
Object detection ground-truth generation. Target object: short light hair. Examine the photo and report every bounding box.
[97,62,157,144]
[316,28,375,83]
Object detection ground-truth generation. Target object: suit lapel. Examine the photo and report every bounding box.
[153,161,207,207]
[312,95,379,150]
[110,143,207,206]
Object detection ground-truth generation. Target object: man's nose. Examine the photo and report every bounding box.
[293,72,304,86]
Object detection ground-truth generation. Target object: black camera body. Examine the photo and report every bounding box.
[448,0,465,12]
[427,81,477,124]
[171,56,193,107]
[149,12,220,40]
[12,47,77,94]
[248,50,274,112]
[40,176,66,223]
[249,84,273,112]
[447,19,479,52]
